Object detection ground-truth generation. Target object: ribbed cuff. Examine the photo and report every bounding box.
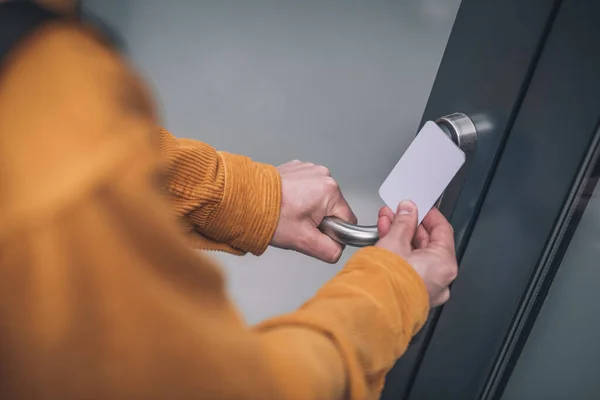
[202,152,282,255]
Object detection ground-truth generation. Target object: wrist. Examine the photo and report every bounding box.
[206,153,282,255]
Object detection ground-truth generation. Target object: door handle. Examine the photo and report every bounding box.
[319,112,478,247]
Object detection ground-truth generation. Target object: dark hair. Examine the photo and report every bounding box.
[79,8,127,55]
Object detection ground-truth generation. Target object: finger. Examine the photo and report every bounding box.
[386,200,418,252]
[378,206,395,237]
[431,288,451,307]
[422,207,455,251]
[412,224,430,249]
[300,227,344,264]
[331,204,358,225]
[378,205,395,220]
[377,215,392,237]
[312,164,331,177]
[327,186,358,225]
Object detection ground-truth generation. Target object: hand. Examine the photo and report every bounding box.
[375,201,458,307]
[271,160,357,263]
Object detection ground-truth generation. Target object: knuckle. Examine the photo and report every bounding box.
[323,177,339,192]
[447,268,458,283]
[442,290,451,304]
[433,290,450,307]
[316,165,331,176]
[392,215,413,228]
[444,263,458,283]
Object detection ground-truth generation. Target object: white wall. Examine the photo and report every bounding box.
[84,0,461,324]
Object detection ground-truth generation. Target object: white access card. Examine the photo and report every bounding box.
[379,121,466,224]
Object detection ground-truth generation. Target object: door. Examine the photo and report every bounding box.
[381,0,563,398]
[458,0,600,399]
[80,0,586,399]
[396,0,600,398]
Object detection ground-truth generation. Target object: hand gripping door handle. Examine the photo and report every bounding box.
[319,112,478,247]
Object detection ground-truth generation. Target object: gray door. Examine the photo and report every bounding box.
[469,0,600,399]
[383,0,562,398]
[403,0,600,399]
[81,1,585,399]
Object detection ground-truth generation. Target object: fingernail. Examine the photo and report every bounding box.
[398,200,415,215]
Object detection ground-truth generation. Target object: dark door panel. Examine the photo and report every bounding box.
[407,0,600,398]
[382,0,561,398]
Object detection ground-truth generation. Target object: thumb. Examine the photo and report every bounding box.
[387,200,419,250]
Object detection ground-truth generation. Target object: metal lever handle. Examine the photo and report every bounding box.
[319,217,379,247]
[319,112,478,247]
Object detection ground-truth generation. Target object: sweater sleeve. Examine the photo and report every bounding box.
[256,247,430,397]
[159,128,281,256]
[1,177,429,400]
[0,22,430,400]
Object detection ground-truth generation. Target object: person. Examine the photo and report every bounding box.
[0,1,458,399]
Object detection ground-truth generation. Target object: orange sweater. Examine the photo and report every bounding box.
[0,22,429,400]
